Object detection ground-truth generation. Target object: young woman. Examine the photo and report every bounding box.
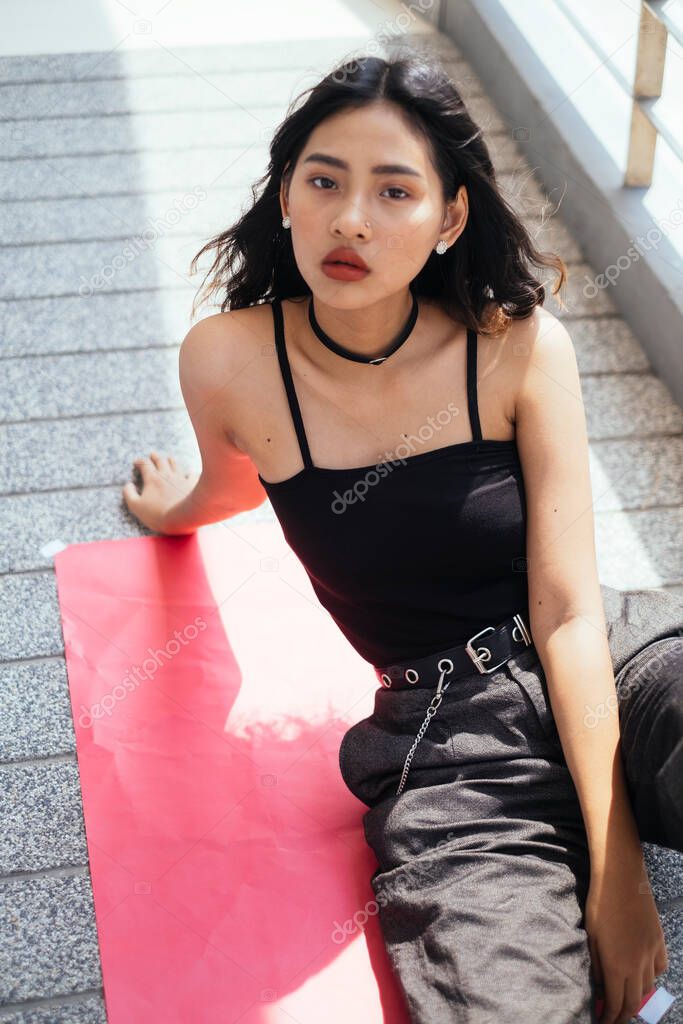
[122,51,683,1024]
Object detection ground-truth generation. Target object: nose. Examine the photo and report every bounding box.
[331,198,371,239]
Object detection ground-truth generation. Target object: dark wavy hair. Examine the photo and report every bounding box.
[189,48,567,335]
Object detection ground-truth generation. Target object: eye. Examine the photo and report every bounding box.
[309,175,337,190]
[384,186,410,200]
[307,176,410,200]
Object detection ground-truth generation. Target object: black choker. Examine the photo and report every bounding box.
[308,289,419,365]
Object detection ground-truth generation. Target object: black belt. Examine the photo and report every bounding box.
[373,611,535,796]
[373,612,534,693]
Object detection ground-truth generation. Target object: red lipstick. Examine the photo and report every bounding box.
[321,247,370,281]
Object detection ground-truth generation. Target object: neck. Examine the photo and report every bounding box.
[306,288,416,365]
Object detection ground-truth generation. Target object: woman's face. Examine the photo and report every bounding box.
[280,101,466,306]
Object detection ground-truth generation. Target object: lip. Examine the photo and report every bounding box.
[321,262,369,282]
[322,247,370,271]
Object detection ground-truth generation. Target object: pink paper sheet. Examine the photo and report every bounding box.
[54,520,410,1023]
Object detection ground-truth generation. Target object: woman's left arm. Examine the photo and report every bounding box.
[513,312,667,1024]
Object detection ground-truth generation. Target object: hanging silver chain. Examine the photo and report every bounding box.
[395,658,455,796]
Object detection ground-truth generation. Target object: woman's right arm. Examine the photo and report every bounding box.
[165,313,268,533]
[124,314,267,536]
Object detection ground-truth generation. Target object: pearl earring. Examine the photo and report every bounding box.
[435,239,448,255]
[282,215,291,229]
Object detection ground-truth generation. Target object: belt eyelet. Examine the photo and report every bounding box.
[380,673,392,688]
[405,668,419,684]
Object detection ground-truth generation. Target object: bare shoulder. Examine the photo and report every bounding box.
[511,308,578,407]
[179,304,275,447]
[180,306,271,384]
[479,306,576,426]
[504,305,573,352]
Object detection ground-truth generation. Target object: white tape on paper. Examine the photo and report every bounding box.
[638,985,676,1023]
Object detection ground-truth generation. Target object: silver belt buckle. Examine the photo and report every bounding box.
[465,614,531,674]
[512,612,532,647]
[465,626,506,674]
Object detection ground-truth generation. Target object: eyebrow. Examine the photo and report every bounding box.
[302,152,424,179]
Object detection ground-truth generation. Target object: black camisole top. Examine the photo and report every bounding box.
[257,298,529,668]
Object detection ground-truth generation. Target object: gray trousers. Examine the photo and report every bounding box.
[338,584,683,1023]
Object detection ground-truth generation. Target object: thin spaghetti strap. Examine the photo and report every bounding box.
[466,327,483,442]
[271,299,314,469]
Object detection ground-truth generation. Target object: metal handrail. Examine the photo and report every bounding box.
[625,0,681,186]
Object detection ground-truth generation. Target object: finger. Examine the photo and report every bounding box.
[133,456,154,482]
[122,481,139,505]
[601,970,625,1024]
[589,936,604,988]
[641,974,656,1008]
[620,972,646,1024]
[168,454,177,471]
[654,942,668,975]
[153,452,175,477]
